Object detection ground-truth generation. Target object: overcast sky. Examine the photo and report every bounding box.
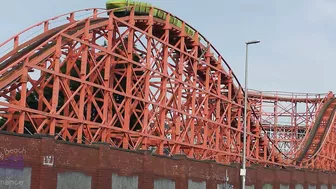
[0,0,335,94]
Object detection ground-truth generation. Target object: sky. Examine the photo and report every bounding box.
[0,0,335,94]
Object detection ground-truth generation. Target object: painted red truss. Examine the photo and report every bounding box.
[248,90,336,170]
[0,7,336,171]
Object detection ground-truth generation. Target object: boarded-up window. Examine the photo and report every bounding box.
[262,184,273,189]
[112,173,138,189]
[295,184,303,189]
[0,167,32,189]
[280,184,289,189]
[154,179,175,189]
[57,172,91,189]
[188,180,206,189]
[320,185,328,189]
[308,185,316,189]
[217,183,234,189]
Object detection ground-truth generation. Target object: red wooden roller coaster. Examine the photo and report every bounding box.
[0,1,335,171]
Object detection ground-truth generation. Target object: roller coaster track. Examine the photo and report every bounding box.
[0,6,336,171]
[295,97,336,163]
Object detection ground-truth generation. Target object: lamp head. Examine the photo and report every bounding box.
[246,40,260,45]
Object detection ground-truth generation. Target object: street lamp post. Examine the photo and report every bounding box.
[241,40,260,189]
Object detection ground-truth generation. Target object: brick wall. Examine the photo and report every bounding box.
[0,132,335,189]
